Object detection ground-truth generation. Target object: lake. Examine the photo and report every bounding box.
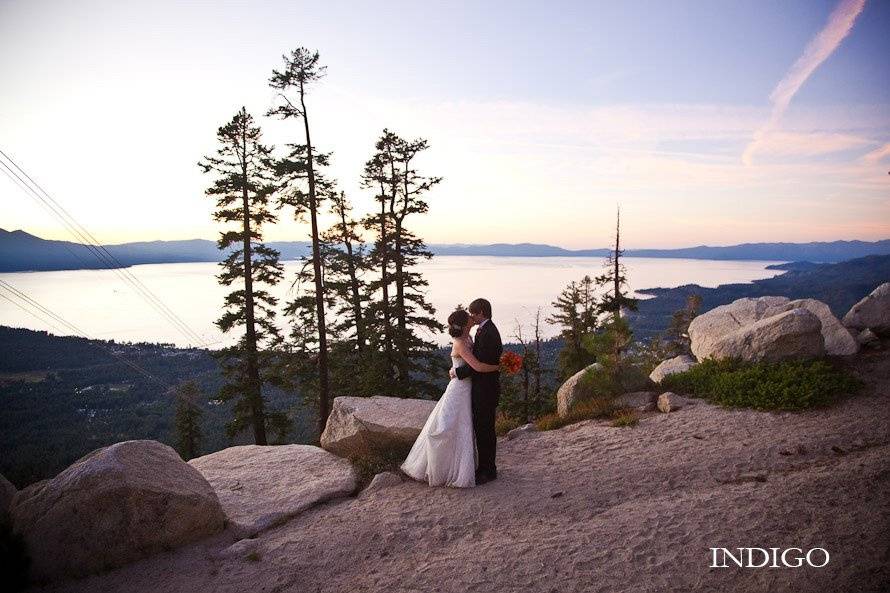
[0,256,782,348]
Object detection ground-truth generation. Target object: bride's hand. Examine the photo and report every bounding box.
[449,368,457,379]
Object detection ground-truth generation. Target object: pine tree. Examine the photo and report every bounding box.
[360,151,396,388]
[595,205,638,321]
[172,380,203,460]
[268,47,332,436]
[321,191,369,353]
[320,192,379,397]
[547,275,598,378]
[198,106,287,445]
[361,129,444,396]
[593,205,639,374]
[664,293,702,356]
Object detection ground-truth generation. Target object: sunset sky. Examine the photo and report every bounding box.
[1,0,888,249]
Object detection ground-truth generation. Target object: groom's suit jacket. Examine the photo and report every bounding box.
[455,319,503,402]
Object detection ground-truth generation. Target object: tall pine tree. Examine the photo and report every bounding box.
[547,275,598,378]
[198,106,288,445]
[595,206,638,321]
[361,129,444,397]
[593,205,639,373]
[268,47,332,436]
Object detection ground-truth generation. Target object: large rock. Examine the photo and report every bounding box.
[843,282,890,335]
[777,299,858,356]
[10,440,224,582]
[689,297,826,362]
[649,355,697,383]
[556,363,603,417]
[613,391,658,411]
[0,473,16,525]
[689,296,791,360]
[189,445,355,536]
[320,396,436,457]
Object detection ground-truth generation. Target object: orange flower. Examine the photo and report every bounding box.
[499,351,523,375]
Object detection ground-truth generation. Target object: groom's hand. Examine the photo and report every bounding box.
[449,368,456,379]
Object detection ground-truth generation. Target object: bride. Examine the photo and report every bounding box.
[400,308,500,488]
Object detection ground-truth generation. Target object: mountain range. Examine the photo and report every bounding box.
[2,228,890,272]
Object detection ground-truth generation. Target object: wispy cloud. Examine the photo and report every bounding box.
[742,0,867,166]
[862,142,890,162]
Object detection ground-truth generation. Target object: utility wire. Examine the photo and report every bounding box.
[0,148,213,348]
[0,280,171,388]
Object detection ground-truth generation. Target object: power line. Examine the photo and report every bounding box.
[0,149,214,348]
[0,153,208,346]
[0,280,171,388]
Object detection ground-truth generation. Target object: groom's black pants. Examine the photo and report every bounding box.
[472,386,499,476]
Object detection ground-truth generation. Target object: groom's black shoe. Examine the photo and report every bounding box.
[475,470,496,485]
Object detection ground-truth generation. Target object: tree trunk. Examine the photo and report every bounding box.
[377,188,394,376]
[299,81,330,438]
[240,115,267,446]
[339,205,365,352]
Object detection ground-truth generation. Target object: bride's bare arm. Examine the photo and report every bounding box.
[455,340,499,373]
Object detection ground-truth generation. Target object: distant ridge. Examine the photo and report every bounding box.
[2,228,889,272]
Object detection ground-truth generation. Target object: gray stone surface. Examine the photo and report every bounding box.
[190,444,356,536]
[844,282,890,335]
[10,440,225,582]
[320,396,437,457]
[649,355,697,383]
[556,363,603,417]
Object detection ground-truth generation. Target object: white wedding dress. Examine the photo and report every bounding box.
[400,344,477,488]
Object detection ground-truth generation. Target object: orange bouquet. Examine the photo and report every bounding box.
[499,351,523,375]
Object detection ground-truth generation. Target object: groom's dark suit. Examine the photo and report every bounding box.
[455,318,503,477]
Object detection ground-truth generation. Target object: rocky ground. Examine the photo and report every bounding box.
[33,344,890,593]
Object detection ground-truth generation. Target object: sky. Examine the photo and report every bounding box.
[1,0,888,249]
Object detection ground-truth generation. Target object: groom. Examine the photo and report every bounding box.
[451,298,503,484]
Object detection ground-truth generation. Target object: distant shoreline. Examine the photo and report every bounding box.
[3,228,889,273]
[0,252,794,275]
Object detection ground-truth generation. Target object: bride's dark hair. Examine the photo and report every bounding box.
[447,309,470,338]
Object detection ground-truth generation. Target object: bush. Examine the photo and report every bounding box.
[610,408,639,427]
[495,413,522,437]
[576,362,652,402]
[661,358,863,411]
[535,397,615,431]
[347,442,414,489]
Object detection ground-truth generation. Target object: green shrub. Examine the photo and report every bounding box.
[535,397,615,431]
[495,413,523,437]
[610,408,639,427]
[347,442,414,489]
[662,358,863,411]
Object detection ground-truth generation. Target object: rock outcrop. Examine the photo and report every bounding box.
[689,297,826,362]
[857,328,880,349]
[556,363,603,417]
[10,440,224,582]
[613,391,658,412]
[190,445,356,536]
[657,392,693,413]
[0,473,16,524]
[320,396,436,457]
[505,423,537,440]
[649,355,697,383]
[362,471,403,495]
[843,282,890,335]
[777,298,858,356]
